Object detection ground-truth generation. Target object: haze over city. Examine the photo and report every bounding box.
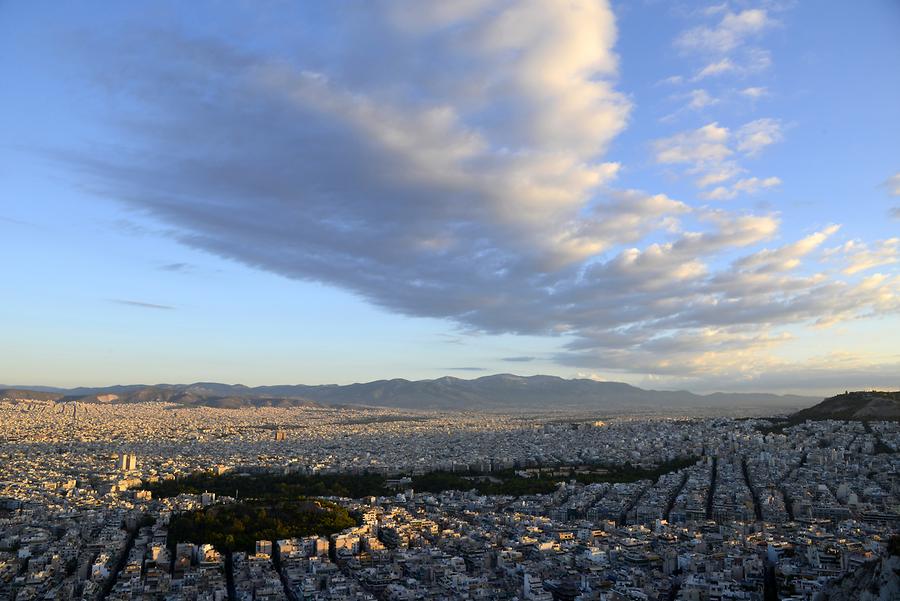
[2,1,898,395]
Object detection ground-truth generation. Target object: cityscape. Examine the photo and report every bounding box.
[1,391,899,600]
[3,1,899,600]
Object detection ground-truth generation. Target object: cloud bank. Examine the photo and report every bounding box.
[60,1,898,388]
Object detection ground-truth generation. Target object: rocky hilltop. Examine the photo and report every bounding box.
[792,391,900,422]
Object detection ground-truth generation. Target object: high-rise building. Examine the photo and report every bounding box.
[118,452,138,472]
[256,540,273,557]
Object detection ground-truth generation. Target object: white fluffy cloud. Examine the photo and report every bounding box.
[654,122,731,165]
[737,225,841,272]
[653,121,782,197]
[828,238,900,275]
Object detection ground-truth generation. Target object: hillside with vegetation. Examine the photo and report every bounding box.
[792,391,900,422]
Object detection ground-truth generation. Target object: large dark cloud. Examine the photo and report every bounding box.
[57,1,898,384]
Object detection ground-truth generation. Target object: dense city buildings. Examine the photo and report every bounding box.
[1,397,898,600]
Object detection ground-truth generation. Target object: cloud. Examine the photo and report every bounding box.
[676,8,773,55]
[736,225,840,272]
[743,48,772,72]
[702,4,729,17]
[673,7,776,87]
[110,299,175,310]
[701,176,781,200]
[659,75,685,86]
[736,118,783,156]
[740,86,767,99]
[654,122,731,165]
[694,58,735,79]
[696,162,745,187]
[884,172,900,196]
[640,353,900,395]
[557,264,900,380]
[653,121,782,195]
[502,356,536,362]
[555,218,898,377]
[444,367,487,372]
[685,89,718,110]
[0,216,37,227]
[160,262,191,272]
[828,238,900,275]
[691,50,770,81]
[52,2,899,386]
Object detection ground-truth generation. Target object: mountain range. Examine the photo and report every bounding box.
[0,374,815,411]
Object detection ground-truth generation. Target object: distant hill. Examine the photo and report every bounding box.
[0,388,64,402]
[1,374,815,411]
[791,390,900,422]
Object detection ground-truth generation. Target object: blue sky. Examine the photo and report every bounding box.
[1,1,898,394]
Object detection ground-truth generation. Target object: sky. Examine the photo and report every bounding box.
[1,1,899,395]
